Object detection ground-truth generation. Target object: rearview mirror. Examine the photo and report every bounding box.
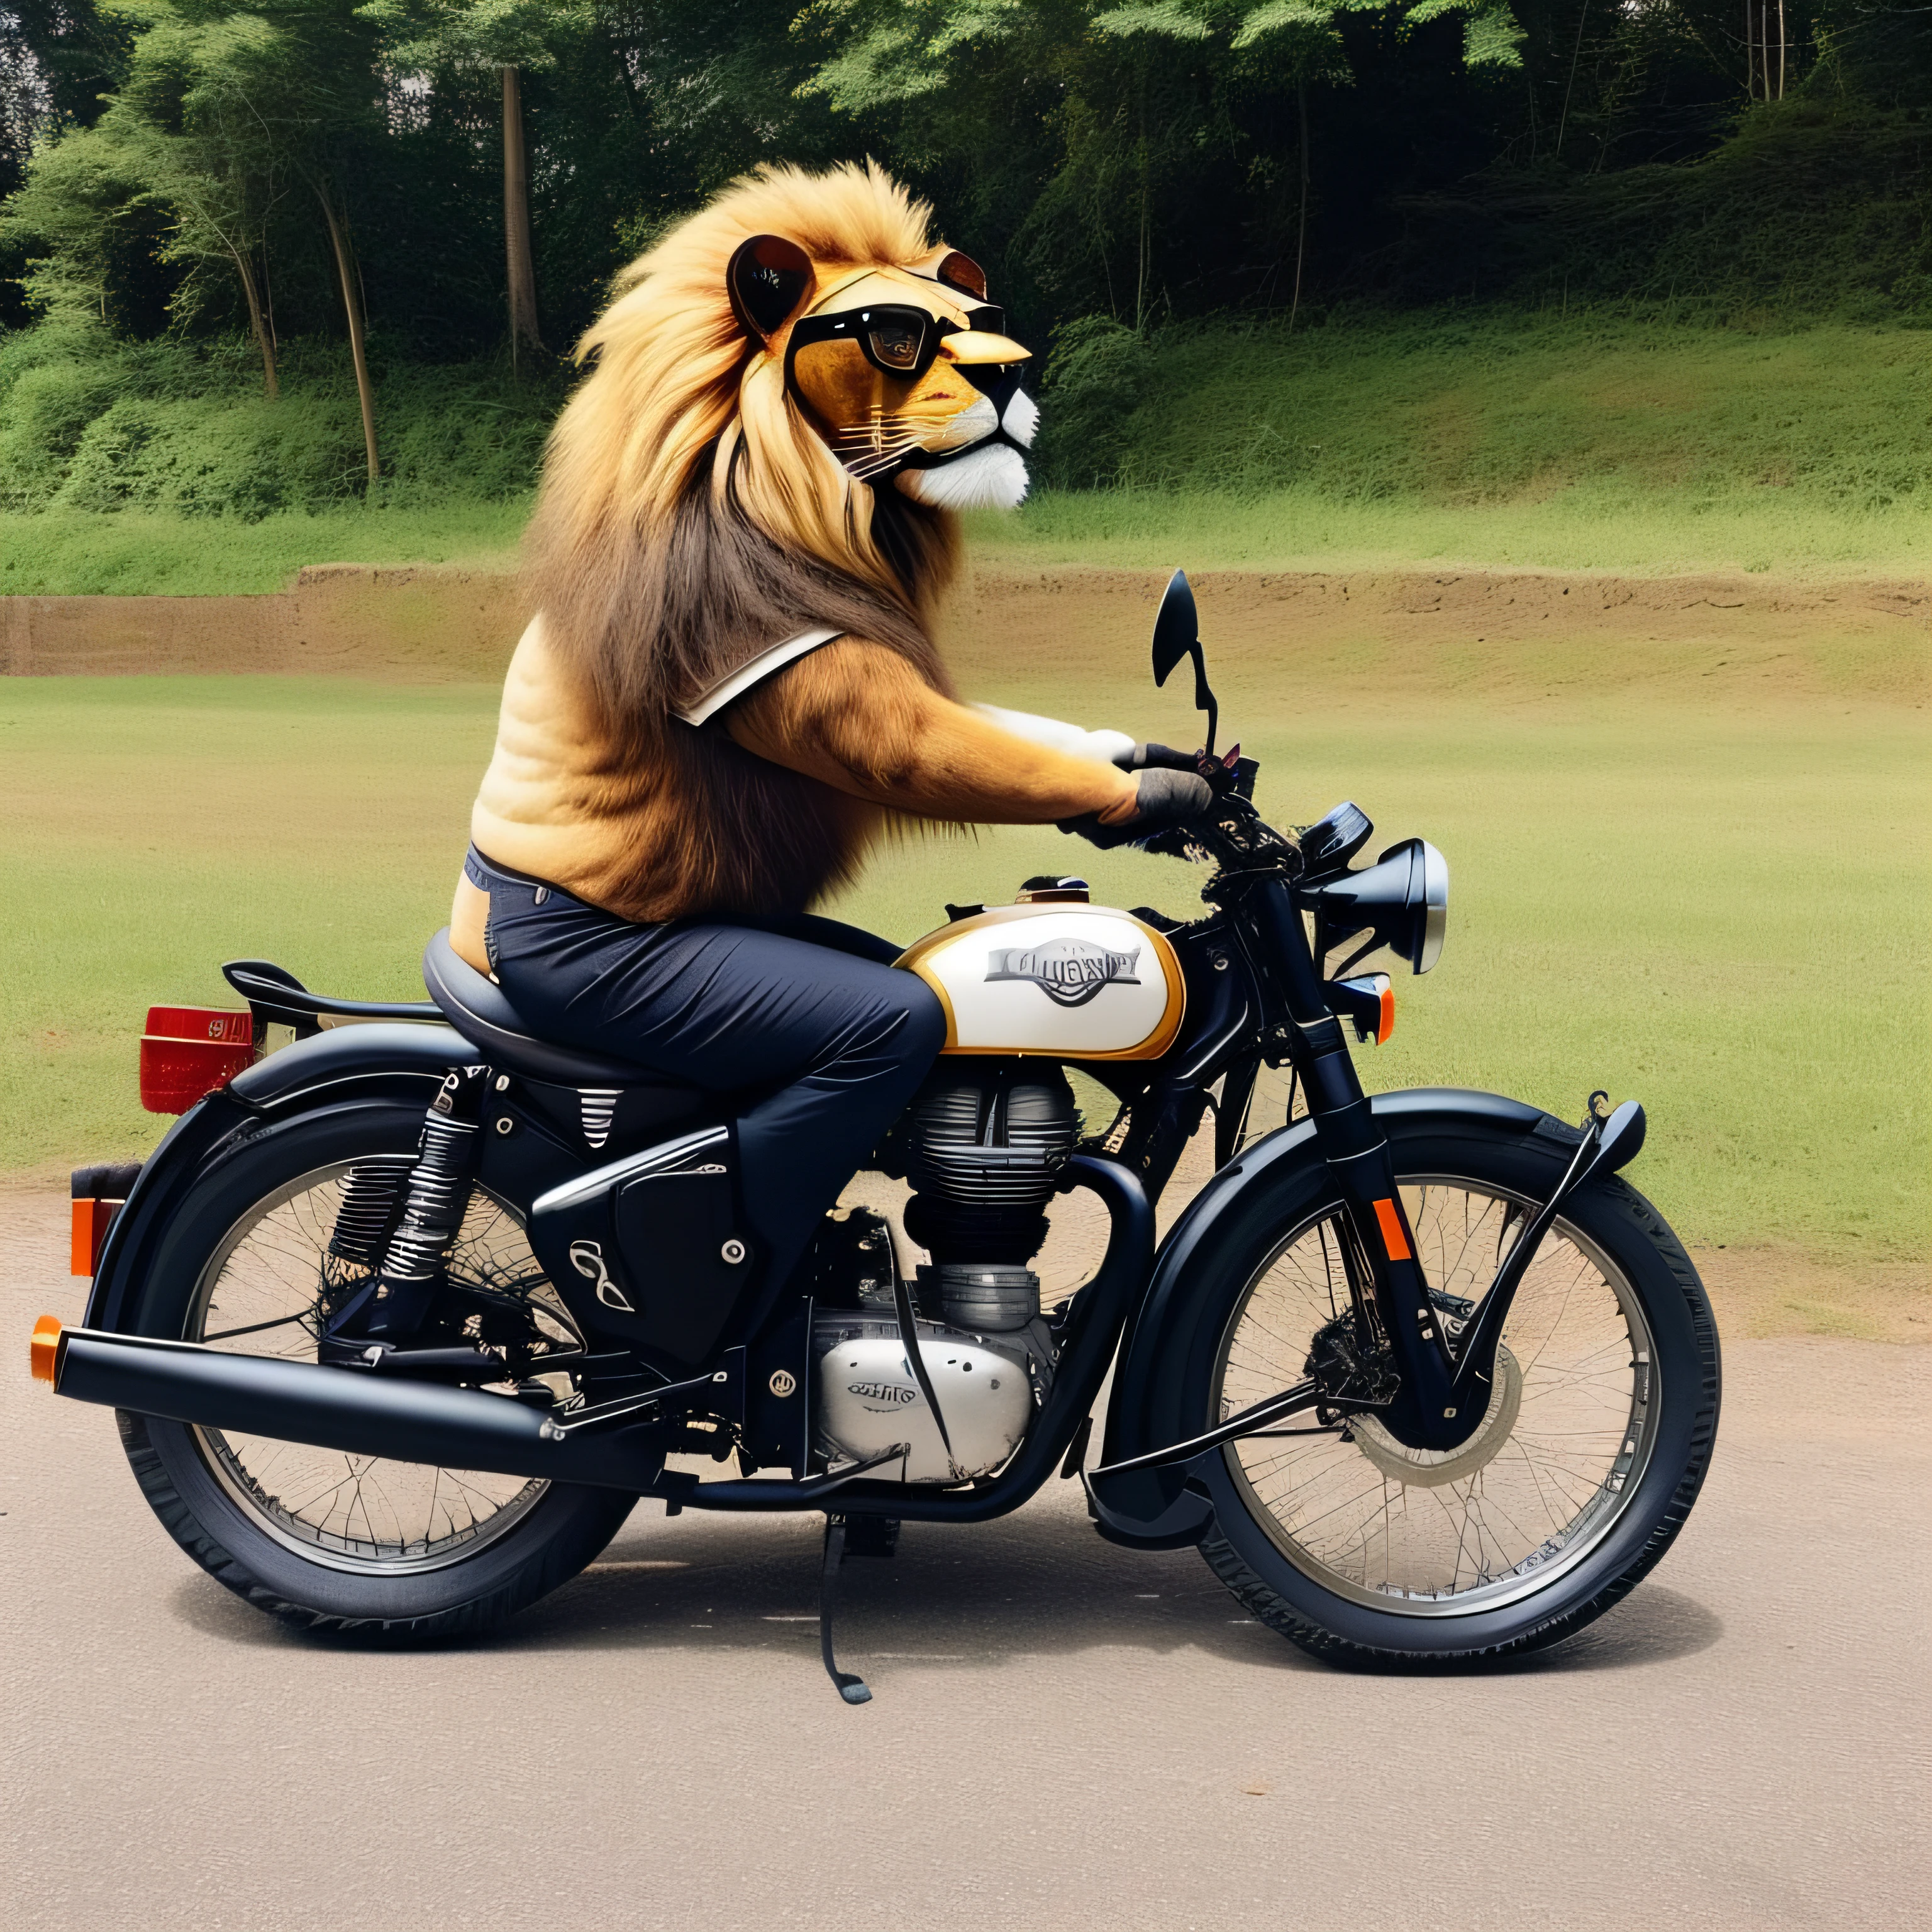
[1150,567,1219,756]
[1151,569,1199,686]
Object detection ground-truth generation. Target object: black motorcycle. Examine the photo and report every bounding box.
[36,570,1719,1697]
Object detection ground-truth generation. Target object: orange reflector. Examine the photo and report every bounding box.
[31,1314,62,1387]
[70,1196,119,1275]
[1372,1197,1412,1261]
[1377,985,1396,1046]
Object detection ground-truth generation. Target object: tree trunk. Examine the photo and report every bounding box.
[1133,75,1148,335]
[1777,0,1787,98]
[318,187,379,486]
[1557,1,1590,158]
[231,245,279,399]
[1289,72,1310,331]
[502,65,542,367]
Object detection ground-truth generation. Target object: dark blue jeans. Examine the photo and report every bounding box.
[465,848,945,1282]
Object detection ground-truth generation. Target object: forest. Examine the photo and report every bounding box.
[0,0,1923,536]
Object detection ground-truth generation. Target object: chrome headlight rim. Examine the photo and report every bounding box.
[1415,840,1449,975]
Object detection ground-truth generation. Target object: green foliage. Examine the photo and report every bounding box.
[0,324,557,517]
[355,0,592,74]
[1388,101,1932,318]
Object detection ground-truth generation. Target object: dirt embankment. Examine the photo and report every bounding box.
[4,562,1925,703]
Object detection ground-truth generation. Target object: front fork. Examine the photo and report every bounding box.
[1243,881,1467,1450]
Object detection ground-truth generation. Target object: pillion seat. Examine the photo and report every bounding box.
[422,928,703,1106]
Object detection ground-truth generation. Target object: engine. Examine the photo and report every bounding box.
[902,1067,1078,1329]
[813,1065,1078,1482]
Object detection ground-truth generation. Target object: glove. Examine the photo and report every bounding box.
[1058,767,1214,849]
[1113,741,1203,774]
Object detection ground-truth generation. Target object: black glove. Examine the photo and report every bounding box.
[1058,767,1214,849]
[1113,741,1202,773]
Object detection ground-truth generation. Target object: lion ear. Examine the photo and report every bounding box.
[727,235,814,341]
[934,250,988,302]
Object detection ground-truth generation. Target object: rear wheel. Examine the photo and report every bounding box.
[1186,1119,1719,1663]
[120,1104,636,1641]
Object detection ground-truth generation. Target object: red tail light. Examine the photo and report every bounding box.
[139,1006,254,1114]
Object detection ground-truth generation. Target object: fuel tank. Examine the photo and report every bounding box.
[895,887,1184,1060]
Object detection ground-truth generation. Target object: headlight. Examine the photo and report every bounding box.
[1307,838,1450,978]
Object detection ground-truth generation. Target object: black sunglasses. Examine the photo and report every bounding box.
[787,301,1008,382]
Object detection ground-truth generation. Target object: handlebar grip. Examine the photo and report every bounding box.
[1123,741,1202,773]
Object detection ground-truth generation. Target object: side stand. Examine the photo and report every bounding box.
[819,1517,872,1704]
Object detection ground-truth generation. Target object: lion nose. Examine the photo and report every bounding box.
[941,330,1031,366]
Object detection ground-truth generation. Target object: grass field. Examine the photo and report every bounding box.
[1,316,1923,592]
[3,660,1924,1306]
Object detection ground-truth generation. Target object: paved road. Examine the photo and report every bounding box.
[4,1193,1926,1932]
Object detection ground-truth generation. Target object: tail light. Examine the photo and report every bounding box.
[140,1006,255,1114]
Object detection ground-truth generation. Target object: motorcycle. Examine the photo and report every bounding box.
[33,569,1720,1698]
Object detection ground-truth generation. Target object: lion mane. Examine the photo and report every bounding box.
[525,160,963,743]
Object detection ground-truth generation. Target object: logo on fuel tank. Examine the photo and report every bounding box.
[984,938,1141,1008]
[848,1380,919,1407]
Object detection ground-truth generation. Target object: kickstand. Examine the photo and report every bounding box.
[819,1516,872,1705]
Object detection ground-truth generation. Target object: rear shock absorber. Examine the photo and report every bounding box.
[326,1065,489,1346]
[323,1156,414,1286]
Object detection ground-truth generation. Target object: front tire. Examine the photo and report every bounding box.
[1181,1118,1719,1664]
[119,1102,636,1641]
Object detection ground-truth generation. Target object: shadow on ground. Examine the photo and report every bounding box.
[167,1492,1721,1675]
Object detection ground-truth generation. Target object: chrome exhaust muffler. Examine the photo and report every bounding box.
[30,1316,660,1491]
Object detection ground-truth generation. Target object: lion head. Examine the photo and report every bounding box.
[525,163,1039,746]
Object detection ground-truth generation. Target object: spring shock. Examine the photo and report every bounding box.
[323,1157,413,1284]
[328,1065,490,1345]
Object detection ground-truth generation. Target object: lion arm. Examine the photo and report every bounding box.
[723,638,1141,825]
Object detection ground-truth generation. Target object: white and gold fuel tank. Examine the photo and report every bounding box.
[894,879,1184,1061]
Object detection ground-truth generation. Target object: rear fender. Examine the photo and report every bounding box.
[84,1024,479,1332]
[1094,1088,1563,1545]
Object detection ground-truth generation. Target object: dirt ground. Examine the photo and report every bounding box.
[5,561,1925,705]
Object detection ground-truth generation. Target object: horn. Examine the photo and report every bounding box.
[727,234,814,341]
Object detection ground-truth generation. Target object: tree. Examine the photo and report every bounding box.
[359,1,593,366]
[801,1,1526,330]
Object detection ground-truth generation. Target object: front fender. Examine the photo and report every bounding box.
[1094,1089,1564,1541]
[83,1024,477,1332]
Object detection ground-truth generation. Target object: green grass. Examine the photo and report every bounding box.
[0,315,1924,591]
[0,504,526,596]
[3,669,1924,1265]
[979,313,1929,578]
[966,482,1926,579]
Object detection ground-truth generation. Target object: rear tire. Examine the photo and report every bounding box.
[119,1102,636,1642]
[1183,1118,1719,1665]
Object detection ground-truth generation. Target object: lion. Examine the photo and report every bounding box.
[452,160,1167,969]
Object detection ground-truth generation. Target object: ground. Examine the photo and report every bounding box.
[4,1186,1926,1931]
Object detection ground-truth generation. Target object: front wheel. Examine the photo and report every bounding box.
[1182,1118,1719,1663]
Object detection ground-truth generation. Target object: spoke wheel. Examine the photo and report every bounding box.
[187,1160,577,1574]
[117,1102,638,1641]
[1214,1177,1657,1616]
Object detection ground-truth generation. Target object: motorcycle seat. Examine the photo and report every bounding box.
[422,928,704,1099]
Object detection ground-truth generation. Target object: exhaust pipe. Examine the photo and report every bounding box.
[30,1317,660,1492]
